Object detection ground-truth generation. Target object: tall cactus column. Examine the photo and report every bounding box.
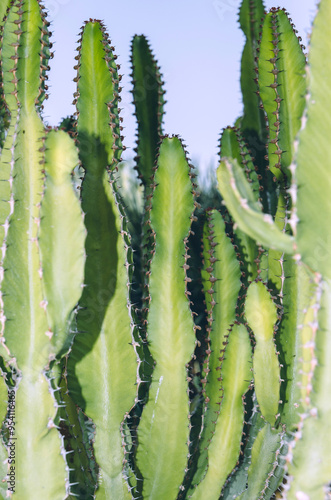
[0,1,84,497]
[66,20,138,499]
[136,137,197,499]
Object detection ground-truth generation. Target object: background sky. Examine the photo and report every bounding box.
[42,0,319,174]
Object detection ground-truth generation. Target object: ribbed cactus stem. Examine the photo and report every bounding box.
[188,209,242,490]
[66,20,138,499]
[136,136,196,499]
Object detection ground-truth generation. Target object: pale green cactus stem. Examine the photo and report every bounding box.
[285,278,331,500]
[216,158,294,254]
[135,136,196,499]
[39,129,88,498]
[190,324,252,500]
[282,0,331,495]
[66,20,138,499]
[188,209,242,490]
[39,129,85,357]
[245,281,280,425]
[0,1,72,497]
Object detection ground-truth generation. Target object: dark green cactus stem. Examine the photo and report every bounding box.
[131,34,165,188]
[57,368,97,499]
[258,8,306,183]
[136,136,196,499]
[238,0,275,214]
[239,0,265,141]
[238,423,286,499]
[130,34,166,347]
[66,20,138,499]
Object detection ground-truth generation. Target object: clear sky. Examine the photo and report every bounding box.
[42,0,318,173]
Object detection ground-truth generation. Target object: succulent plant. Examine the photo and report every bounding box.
[0,0,330,499]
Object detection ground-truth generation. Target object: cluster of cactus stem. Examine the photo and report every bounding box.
[0,0,330,498]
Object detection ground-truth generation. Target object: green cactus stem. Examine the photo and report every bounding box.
[216,157,294,254]
[130,34,165,188]
[285,277,331,499]
[0,2,69,496]
[239,0,266,143]
[258,8,306,183]
[245,281,280,425]
[283,1,331,492]
[39,129,85,356]
[277,261,314,429]
[190,323,252,500]
[66,20,138,499]
[294,3,331,280]
[189,209,242,489]
[130,34,166,349]
[135,136,196,499]
[238,423,286,500]
[219,126,260,281]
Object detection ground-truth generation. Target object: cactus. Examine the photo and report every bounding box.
[0,0,330,499]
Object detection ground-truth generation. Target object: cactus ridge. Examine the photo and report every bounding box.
[238,0,266,143]
[190,323,252,500]
[245,280,281,425]
[64,19,138,498]
[55,360,98,498]
[258,8,306,185]
[219,126,261,282]
[188,208,242,490]
[216,157,294,254]
[130,35,166,350]
[130,34,165,188]
[135,136,197,499]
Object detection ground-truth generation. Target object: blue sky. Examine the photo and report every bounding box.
[42,0,318,173]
